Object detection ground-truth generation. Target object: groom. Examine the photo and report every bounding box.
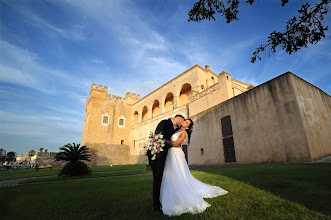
[150,114,185,212]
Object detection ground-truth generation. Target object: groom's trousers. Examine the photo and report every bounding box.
[151,156,166,209]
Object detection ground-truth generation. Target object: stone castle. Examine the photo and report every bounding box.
[82,64,331,166]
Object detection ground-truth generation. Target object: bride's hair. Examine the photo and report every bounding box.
[185,119,194,145]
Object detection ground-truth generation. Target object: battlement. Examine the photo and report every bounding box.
[125,92,140,100]
[106,94,124,101]
[91,83,108,92]
[89,84,140,104]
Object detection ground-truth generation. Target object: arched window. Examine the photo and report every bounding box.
[179,83,192,106]
[142,106,148,122]
[133,111,138,124]
[164,93,174,112]
[152,100,160,117]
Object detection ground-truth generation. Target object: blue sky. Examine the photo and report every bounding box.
[1,0,330,156]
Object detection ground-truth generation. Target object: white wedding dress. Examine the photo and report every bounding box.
[160,131,228,216]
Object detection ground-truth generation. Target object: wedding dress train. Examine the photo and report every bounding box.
[160,131,228,216]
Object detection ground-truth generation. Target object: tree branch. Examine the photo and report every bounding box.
[251,0,330,63]
[188,0,240,23]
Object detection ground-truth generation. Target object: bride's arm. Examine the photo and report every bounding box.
[165,132,187,148]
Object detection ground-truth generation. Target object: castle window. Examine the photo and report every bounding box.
[133,111,138,124]
[101,113,110,125]
[152,100,160,117]
[201,85,205,90]
[142,106,148,121]
[121,140,124,145]
[179,83,192,106]
[164,93,174,112]
[118,116,126,128]
[103,116,109,124]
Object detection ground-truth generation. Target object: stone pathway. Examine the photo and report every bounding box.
[0,168,148,188]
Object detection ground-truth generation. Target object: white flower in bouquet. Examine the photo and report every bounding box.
[145,131,165,161]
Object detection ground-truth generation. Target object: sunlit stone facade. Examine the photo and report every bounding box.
[82,64,331,166]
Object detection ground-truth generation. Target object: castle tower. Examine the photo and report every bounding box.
[82,84,140,147]
[218,71,234,100]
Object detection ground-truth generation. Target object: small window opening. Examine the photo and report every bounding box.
[103,116,109,124]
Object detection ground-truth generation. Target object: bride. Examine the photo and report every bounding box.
[160,119,228,216]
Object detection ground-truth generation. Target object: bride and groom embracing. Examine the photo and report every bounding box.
[148,114,228,216]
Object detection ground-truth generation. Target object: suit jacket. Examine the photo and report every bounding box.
[155,119,175,143]
[147,119,176,164]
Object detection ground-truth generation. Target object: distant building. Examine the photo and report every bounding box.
[0,148,6,157]
[36,152,63,167]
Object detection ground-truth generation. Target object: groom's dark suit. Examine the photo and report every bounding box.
[150,118,176,210]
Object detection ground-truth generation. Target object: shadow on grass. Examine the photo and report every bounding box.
[201,163,331,216]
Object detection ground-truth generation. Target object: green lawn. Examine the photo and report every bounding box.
[0,167,62,181]
[0,163,330,219]
[90,164,147,172]
[0,164,147,180]
[20,169,151,184]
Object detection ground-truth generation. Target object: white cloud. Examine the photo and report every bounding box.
[0,110,83,138]
[3,1,86,40]
[0,40,85,94]
[91,58,104,64]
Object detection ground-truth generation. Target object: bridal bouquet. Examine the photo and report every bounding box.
[145,131,165,162]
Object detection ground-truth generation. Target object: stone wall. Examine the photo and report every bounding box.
[291,74,331,160]
[188,73,318,165]
[85,142,146,166]
[36,152,65,167]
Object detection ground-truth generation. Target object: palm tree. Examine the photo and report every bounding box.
[55,143,91,176]
[6,151,17,163]
[39,148,44,153]
[28,150,36,157]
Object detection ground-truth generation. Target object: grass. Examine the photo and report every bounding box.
[0,163,330,219]
[19,169,151,184]
[0,164,147,180]
[203,163,331,216]
[90,164,147,172]
[0,167,62,181]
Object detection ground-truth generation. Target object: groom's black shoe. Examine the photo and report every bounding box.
[153,207,162,213]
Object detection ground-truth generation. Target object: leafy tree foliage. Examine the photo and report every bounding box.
[6,151,17,162]
[55,143,91,176]
[28,150,36,157]
[39,148,44,152]
[188,0,330,63]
